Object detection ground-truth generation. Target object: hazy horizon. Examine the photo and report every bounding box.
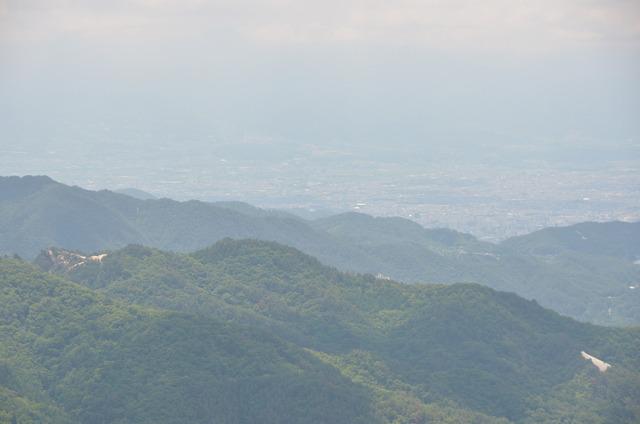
[2,0,639,149]
[2,4,640,423]
[2,0,639,238]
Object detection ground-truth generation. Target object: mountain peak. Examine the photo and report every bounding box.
[192,238,328,274]
[0,175,58,201]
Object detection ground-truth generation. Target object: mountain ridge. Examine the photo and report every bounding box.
[22,238,640,422]
[1,175,638,326]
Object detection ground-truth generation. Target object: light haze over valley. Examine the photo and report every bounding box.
[2,0,639,240]
[1,2,640,423]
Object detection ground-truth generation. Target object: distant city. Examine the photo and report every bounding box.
[2,140,638,241]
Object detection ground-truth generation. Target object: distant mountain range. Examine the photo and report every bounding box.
[1,239,638,423]
[1,175,638,325]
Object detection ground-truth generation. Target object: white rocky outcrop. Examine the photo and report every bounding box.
[581,351,611,373]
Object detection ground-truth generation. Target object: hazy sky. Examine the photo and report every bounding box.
[1,0,639,156]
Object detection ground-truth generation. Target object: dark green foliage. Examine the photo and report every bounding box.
[29,239,640,423]
[2,177,640,422]
[0,258,381,424]
[524,366,640,423]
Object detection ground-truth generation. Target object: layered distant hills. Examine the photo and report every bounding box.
[2,240,639,423]
[1,175,639,325]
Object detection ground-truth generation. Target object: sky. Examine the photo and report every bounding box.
[1,0,639,158]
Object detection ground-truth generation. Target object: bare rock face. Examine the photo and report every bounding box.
[35,247,107,273]
[581,351,611,372]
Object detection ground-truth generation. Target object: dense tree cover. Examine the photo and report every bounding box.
[1,176,638,326]
[524,367,640,423]
[27,240,640,423]
[0,258,386,424]
[313,213,640,326]
[0,387,71,424]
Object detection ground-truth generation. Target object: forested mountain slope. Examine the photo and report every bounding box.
[0,176,375,272]
[1,175,638,325]
[313,212,640,326]
[502,221,640,260]
[0,258,387,424]
[32,240,640,423]
[3,254,545,424]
